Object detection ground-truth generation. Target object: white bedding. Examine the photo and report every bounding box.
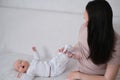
[0,53,78,80]
[0,53,120,80]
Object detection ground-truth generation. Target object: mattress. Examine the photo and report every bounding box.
[0,53,78,80]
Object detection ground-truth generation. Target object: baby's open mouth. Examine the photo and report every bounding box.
[22,66,25,68]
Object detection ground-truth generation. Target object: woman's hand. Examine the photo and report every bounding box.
[58,47,73,58]
[66,71,82,80]
[73,53,81,60]
[58,47,82,60]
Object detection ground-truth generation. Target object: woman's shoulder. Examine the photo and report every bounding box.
[79,23,88,32]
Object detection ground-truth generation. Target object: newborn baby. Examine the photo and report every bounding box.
[14,45,74,80]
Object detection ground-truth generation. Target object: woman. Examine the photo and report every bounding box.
[59,0,120,80]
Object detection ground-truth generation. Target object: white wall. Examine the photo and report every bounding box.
[0,7,83,55]
[0,0,120,56]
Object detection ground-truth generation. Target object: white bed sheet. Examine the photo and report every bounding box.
[0,53,120,80]
[0,53,78,80]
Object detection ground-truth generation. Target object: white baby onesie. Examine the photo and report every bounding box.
[49,52,70,77]
[20,50,70,80]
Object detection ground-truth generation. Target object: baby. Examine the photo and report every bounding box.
[14,45,75,80]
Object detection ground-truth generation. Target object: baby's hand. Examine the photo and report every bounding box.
[32,46,37,52]
[58,47,65,53]
[17,72,22,78]
[71,52,82,60]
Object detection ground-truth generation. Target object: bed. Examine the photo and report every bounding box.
[0,52,120,80]
[0,53,78,80]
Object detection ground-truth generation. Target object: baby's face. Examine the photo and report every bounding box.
[14,60,29,73]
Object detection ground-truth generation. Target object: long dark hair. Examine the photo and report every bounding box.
[86,0,115,65]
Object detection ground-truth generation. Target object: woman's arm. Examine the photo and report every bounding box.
[67,64,120,80]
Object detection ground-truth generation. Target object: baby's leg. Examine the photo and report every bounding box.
[49,53,70,77]
[32,46,41,60]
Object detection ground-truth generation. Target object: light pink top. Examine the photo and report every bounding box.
[73,23,120,75]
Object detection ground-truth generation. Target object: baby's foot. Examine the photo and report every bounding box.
[63,45,72,53]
